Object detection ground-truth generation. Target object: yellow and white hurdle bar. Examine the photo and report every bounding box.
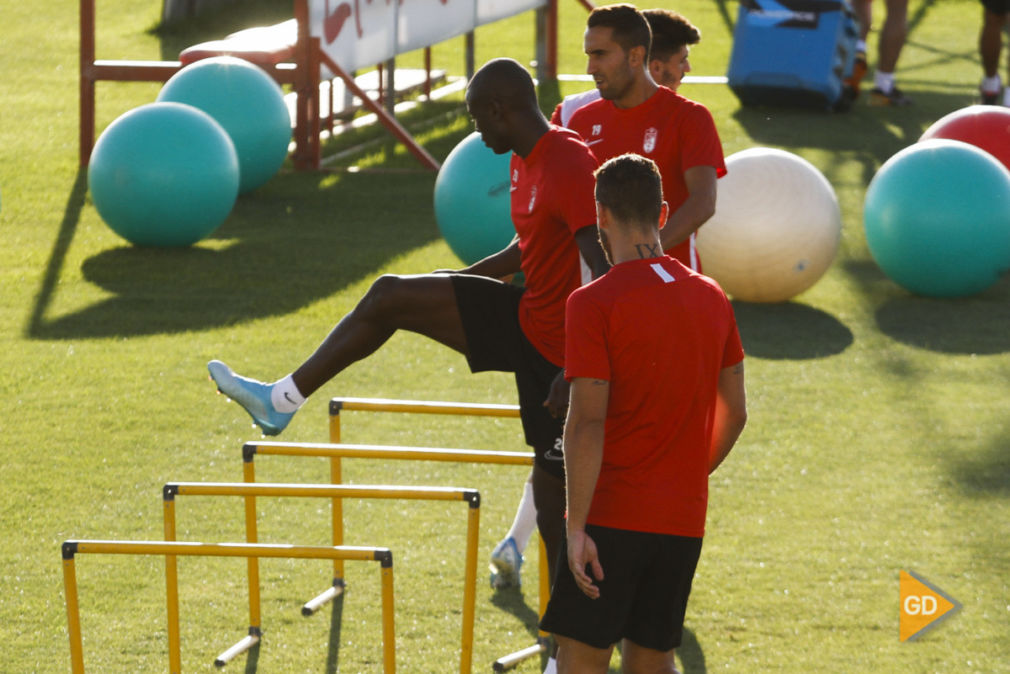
[327,397,550,671]
[243,443,550,671]
[163,481,480,673]
[61,540,395,674]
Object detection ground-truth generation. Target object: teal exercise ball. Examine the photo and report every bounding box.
[158,56,290,193]
[434,132,514,265]
[88,102,239,247]
[864,139,1010,297]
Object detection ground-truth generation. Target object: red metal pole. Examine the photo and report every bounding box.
[293,0,312,170]
[546,0,558,80]
[80,0,96,167]
[317,50,440,171]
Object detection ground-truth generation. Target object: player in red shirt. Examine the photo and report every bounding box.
[491,4,722,594]
[539,153,747,673]
[207,59,609,588]
[568,4,725,271]
[551,8,702,126]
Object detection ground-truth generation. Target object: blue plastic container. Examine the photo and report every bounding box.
[727,0,859,110]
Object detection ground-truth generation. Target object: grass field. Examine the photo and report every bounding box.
[2,0,1010,671]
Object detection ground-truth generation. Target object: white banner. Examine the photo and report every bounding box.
[309,0,546,73]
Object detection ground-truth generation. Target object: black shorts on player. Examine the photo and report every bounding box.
[451,273,566,479]
[540,524,703,651]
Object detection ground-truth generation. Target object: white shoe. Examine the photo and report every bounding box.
[489,537,523,589]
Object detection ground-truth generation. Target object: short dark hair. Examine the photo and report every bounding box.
[643,9,701,62]
[594,153,664,229]
[587,4,652,55]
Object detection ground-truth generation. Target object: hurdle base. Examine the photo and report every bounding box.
[492,638,549,672]
[302,578,346,616]
[214,628,261,667]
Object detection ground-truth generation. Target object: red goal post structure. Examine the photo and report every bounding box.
[79,0,560,172]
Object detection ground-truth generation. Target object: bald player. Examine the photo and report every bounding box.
[208,58,609,592]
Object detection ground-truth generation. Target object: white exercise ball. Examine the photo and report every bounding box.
[697,147,841,303]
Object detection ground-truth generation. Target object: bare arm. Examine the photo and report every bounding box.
[563,377,610,598]
[709,360,747,474]
[574,225,611,280]
[543,226,611,418]
[453,237,522,279]
[659,165,718,253]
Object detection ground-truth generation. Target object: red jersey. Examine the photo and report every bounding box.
[566,87,726,270]
[564,256,744,537]
[513,126,599,366]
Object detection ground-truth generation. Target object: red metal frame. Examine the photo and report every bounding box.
[80,0,560,172]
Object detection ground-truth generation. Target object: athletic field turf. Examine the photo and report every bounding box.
[1,0,1007,671]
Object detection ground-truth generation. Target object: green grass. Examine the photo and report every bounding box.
[3,0,1010,671]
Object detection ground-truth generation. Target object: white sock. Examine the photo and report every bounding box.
[506,479,538,553]
[543,656,557,674]
[982,75,1002,93]
[874,71,895,93]
[271,375,305,413]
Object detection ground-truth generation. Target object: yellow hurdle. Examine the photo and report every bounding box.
[325,397,548,671]
[327,398,520,588]
[247,444,549,668]
[162,481,479,672]
[61,539,394,674]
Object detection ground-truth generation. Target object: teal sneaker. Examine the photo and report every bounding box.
[489,537,523,590]
[207,360,294,436]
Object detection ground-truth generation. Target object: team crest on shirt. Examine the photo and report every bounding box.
[592,124,602,136]
[643,127,658,153]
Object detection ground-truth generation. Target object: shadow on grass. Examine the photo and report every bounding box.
[491,586,542,641]
[945,430,1010,499]
[731,300,853,360]
[26,122,475,340]
[945,424,1010,497]
[324,592,345,674]
[873,277,1010,355]
[26,169,88,338]
[731,88,975,162]
[677,628,707,673]
[243,638,261,673]
[843,259,1010,355]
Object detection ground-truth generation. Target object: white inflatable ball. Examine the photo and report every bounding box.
[696,147,841,303]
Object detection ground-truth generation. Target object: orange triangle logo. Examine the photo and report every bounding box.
[899,570,961,642]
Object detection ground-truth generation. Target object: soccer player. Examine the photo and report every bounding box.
[848,0,913,105]
[208,58,609,589]
[552,7,702,126]
[979,0,1010,105]
[539,152,747,674]
[489,4,724,590]
[569,4,724,271]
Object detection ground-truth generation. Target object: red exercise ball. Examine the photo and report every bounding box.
[919,105,1010,172]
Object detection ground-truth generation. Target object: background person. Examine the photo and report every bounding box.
[979,0,1010,105]
[489,5,724,590]
[849,0,913,105]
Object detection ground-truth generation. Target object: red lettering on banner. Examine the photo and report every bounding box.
[325,0,449,45]
[324,0,354,42]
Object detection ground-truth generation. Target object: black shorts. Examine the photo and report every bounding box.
[451,274,566,478]
[540,524,703,651]
[983,0,1010,14]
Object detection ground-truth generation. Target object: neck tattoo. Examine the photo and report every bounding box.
[635,243,662,259]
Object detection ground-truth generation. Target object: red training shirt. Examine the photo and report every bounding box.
[564,256,744,537]
[512,126,599,367]
[567,87,726,270]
